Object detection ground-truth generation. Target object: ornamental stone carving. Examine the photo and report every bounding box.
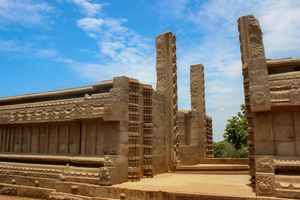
[104,156,113,167]
[289,80,300,103]
[0,186,17,196]
[256,173,275,196]
[256,157,274,173]
[253,91,266,105]
[0,100,109,124]
[99,167,111,186]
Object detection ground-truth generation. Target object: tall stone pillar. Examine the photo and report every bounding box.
[238,15,271,183]
[190,64,206,158]
[156,32,179,169]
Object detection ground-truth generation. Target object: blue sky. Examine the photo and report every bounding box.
[1,0,300,141]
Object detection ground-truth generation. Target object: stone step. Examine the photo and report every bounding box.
[0,169,99,186]
[275,188,300,199]
[176,164,249,174]
[54,181,104,198]
[49,192,94,200]
[0,174,57,189]
[64,175,99,185]
[49,192,116,200]
[0,182,54,199]
[198,158,249,165]
[0,167,61,179]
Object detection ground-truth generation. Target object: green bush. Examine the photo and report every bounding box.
[236,146,248,158]
[213,104,249,158]
[213,140,236,158]
[213,140,248,158]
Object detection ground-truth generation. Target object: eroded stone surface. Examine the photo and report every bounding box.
[239,15,300,199]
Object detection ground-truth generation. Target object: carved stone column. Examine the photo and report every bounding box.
[238,15,271,183]
[190,64,206,158]
[156,32,179,170]
[255,156,275,196]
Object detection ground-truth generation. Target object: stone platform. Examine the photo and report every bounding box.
[0,173,294,200]
[113,173,255,199]
[108,173,288,200]
[176,164,249,174]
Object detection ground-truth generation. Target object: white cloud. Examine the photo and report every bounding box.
[70,56,156,85]
[73,0,102,16]
[0,39,58,59]
[73,2,154,85]
[77,17,104,32]
[259,1,300,57]
[158,0,300,141]
[155,0,190,17]
[0,0,53,27]
[70,0,300,141]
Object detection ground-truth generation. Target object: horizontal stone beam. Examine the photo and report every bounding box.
[0,154,105,166]
[0,81,113,105]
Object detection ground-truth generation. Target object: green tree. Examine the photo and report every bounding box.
[223,104,248,149]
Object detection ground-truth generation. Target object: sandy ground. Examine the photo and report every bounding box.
[0,196,40,200]
[114,173,256,197]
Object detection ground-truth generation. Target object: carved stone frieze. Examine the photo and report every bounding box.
[253,91,266,105]
[289,80,300,103]
[269,76,300,104]
[0,100,110,124]
[104,156,113,167]
[256,156,274,173]
[103,102,124,121]
[99,167,111,186]
[256,173,275,196]
[0,186,17,196]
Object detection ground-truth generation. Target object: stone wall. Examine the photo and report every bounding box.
[238,15,300,198]
[205,116,213,158]
[0,121,119,156]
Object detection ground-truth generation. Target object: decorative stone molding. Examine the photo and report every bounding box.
[269,78,300,104]
[253,91,266,105]
[256,173,275,196]
[156,32,179,170]
[256,156,274,173]
[104,155,113,167]
[238,15,270,184]
[0,186,17,196]
[0,101,108,124]
[99,167,111,186]
[171,34,180,169]
[103,102,124,122]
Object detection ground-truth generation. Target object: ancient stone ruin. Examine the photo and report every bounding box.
[0,31,213,199]
[0,14,298,200]
[178,64,213,165]
[238,15,300,199]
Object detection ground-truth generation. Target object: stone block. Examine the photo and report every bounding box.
[256,173,275,196]
[293,111,300,125]
[248,57,267,73]
[296,141,300,156]
[255,141,274,155]
[272,112,293,126]
[273,125,295,141]
[113,76,129,90]
[253,113,273,141]
[103,102,126,122]
[249,85,271,112]
[276,141,296,156]
[110,87,129,103]
[255,156,274,173]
